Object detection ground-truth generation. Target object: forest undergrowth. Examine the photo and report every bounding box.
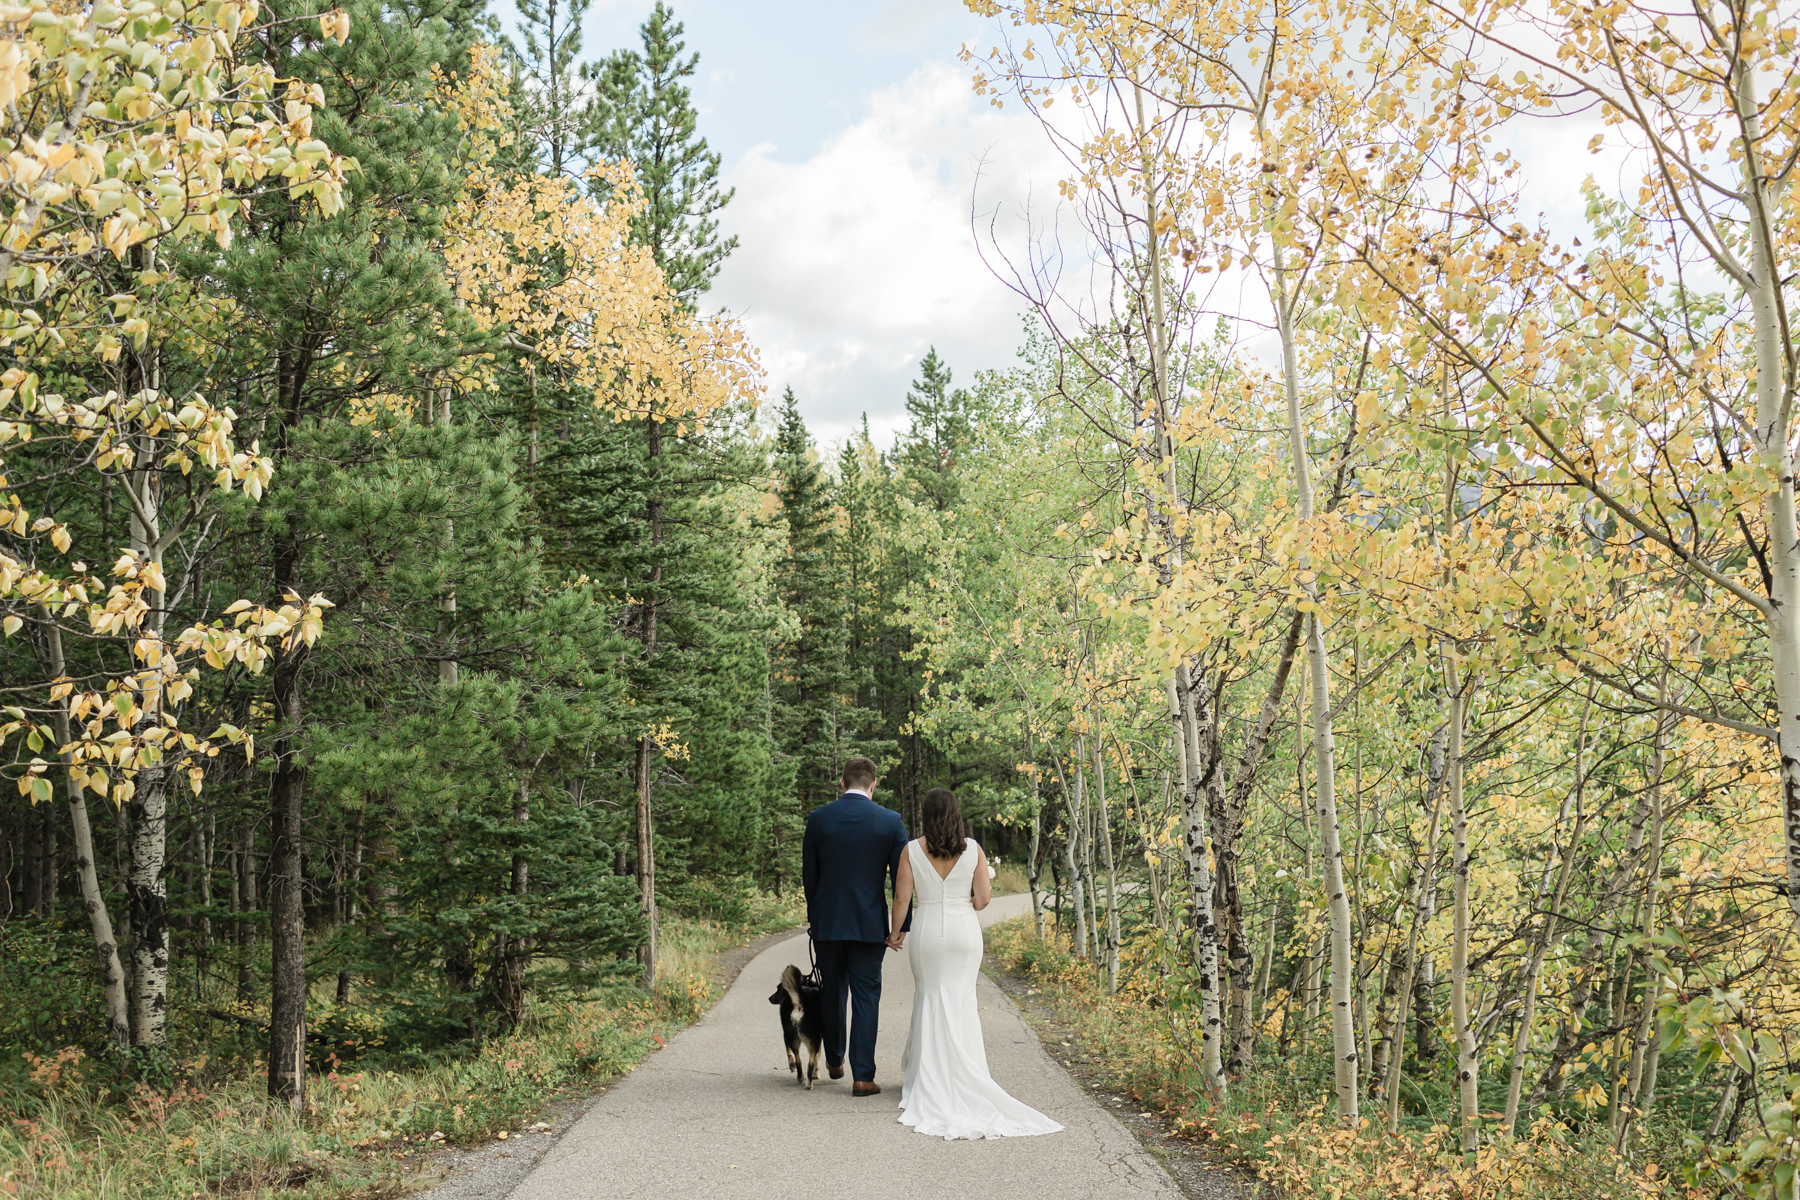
[0,890,802,1200]
[986,917,1676,1200]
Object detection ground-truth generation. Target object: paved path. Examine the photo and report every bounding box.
[494,893,1181,1200]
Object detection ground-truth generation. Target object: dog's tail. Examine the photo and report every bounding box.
[780,963,806,1025]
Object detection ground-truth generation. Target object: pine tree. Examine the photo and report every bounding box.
[200,0,487,1107]
[580,0,741,985]
[766,390,850,887]
[895,347,980,512]
[880,350,985,823]
[505,0,600,176]
[590,2,736,303]
[837,415,900,774]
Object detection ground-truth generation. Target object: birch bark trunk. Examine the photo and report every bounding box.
[43,616,130,1047]
[1501,689,1593,1135]
[1053,747,1088,960]
[1387,717,1449,1132]
[124,427,170,1048]
[1526,786,1656,1106]
[1179,664,1227,1094]
[635,421,664,990]
[1096,740,1120,994]
[1134,80,1225,1095]
[1274,250,1358,1122]
[1736,65,1800,938]
[1445,663,1479,1153]
[1501,816,1582,1137]
[1619,687,1671,1148]
[1027,736,1045,939]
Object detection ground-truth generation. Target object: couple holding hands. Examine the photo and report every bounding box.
[800,757,1061,1141]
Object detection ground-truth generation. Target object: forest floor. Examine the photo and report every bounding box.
[420,895,1248,1200]
[980,948,1261,1200]
[0,907,803,1199]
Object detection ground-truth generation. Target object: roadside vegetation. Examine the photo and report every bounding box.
[988,917,1678,1200]
[0,895,800,1200]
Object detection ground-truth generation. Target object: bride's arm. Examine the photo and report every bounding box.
[971,843,992,911]
[888,847,914,948]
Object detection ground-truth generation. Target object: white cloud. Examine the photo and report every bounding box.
[709,60,1060,451]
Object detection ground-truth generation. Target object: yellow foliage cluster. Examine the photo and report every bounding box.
[0,0,355,356]
[437,47,760,432]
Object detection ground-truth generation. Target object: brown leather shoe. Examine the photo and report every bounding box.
[852,1081,881,1097]
[828,1065,845,1080]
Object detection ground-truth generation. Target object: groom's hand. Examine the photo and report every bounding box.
[885,933,905,951]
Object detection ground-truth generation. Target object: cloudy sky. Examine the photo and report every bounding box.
[570,0,1055,449]
[555,2,1630,452]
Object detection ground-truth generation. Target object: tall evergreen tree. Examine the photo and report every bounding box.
[505,0,600,176]
[895,347,980,512]
[205,0,486,1107]
[876,350,986,825]
[767,389,849,886]
[834,417,901,779]
[578,0,742,986]
[590,3,736,303]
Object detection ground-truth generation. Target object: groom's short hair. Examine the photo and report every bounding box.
[841,757,878,790]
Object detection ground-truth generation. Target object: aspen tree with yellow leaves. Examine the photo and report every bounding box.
[2,0,346,1055]
[17,0,1800,1191]
[954,0,1800,1187]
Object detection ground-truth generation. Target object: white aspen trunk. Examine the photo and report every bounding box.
[1528,785,1657,1107]
[1705,1068,1743,1142]
[1274,250,1357,1122]
[1351,642,1369,1086]
[1131,80,1225,1093]
[1179,664,1227,1095]
[1502,823,1582,1137]
[44,615,130,1047]
[1083,781,1101,967]
[1737,67,1800,938]
[1066,836,1087,960]
[1445,663,1478,1153]
[1389,713,1450,1132]
[1504,694,1605,1137]
[1296,706,1321,1036]
[1621,686,1671,1149]
[635,734,658,990]
[1415,839,1441,1069]
[1061,741,1091,960]
[1028,735,1045,939]
[126,436,169,1048]
[1096,740,1121,994]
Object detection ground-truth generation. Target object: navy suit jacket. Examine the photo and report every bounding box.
[802,792,911,944]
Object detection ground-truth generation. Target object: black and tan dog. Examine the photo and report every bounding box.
[768,964,825,1088]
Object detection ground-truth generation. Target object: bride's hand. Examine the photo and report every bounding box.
[885,932,905,951]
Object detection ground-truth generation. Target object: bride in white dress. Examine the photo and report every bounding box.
[885,787,1063,1141]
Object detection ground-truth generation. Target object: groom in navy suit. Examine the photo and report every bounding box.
[801,756,910,1097]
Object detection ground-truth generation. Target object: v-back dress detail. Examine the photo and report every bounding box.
[898,838,1062,1141]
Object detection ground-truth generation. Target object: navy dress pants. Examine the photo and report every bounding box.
[817,939,886,1083]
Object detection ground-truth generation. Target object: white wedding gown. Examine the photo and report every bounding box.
[898,838,1063,1140]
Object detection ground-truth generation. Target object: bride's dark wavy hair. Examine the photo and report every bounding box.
[921,788,966,859]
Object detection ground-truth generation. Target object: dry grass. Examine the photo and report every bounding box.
[982,917,1681,1200]
[0,901,803,1200]
[991,861,1032,895]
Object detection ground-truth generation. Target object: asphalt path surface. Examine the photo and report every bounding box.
[484,892,1181,1200]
